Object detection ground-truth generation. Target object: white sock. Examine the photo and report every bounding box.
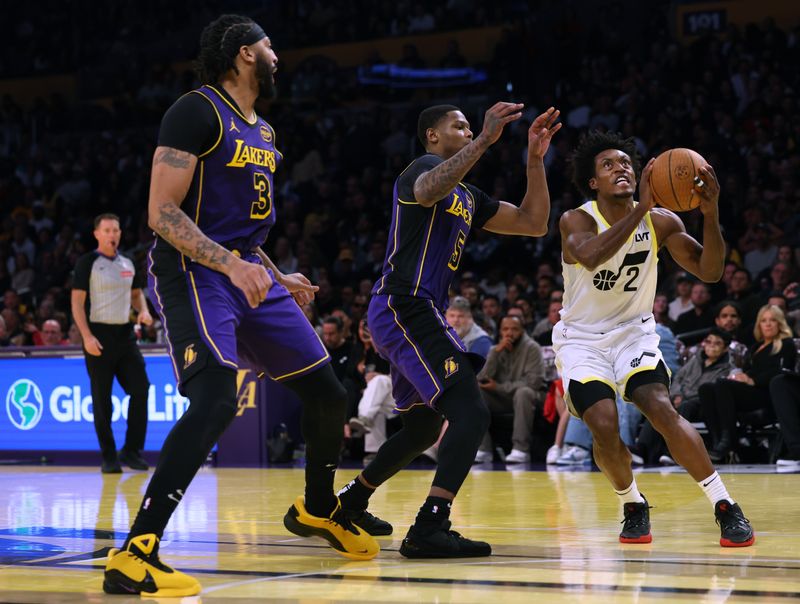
[698,471,734,506]
[614,479,645,504]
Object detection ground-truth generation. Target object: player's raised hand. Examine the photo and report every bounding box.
[639,157,657,212]
[281,272,319,306]
[527,107,562,160]
[229,258,273,308]
[694,164,720,215]
[480,102,524,146]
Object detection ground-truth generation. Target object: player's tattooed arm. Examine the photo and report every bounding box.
[148,146,234,274]
[414,101,524,207]
[413,137,492,206]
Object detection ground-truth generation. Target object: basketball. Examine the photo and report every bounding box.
[648,148,707,212]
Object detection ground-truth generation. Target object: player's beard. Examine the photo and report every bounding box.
[256,55,277,100]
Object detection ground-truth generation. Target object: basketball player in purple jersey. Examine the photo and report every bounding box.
[337,104,561,557]
[103,15,377,598]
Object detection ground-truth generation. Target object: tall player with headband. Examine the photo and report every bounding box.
[102,14,377,598]
[554,130,754,547]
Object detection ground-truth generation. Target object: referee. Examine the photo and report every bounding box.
[71,213,153,473]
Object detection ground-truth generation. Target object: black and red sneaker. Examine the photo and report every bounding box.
[714,500,755,547]
[619,496,652,544]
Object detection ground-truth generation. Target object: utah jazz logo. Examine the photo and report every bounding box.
[183,344,198,369]
[444,357,459,378]
[630,351,657,368]
[593,249,649,292]
[229,117,240,133]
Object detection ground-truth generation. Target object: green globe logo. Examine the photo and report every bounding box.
[6,378,44,430]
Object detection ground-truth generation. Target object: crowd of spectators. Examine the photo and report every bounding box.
[1,3,799,462]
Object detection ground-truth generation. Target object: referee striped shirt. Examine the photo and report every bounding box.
[73,251,145,324]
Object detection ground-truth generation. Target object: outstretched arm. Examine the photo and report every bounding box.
[483,107,561,236]
[657,164,724,282]
[413,102,523,206]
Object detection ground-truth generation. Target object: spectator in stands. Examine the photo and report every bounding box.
[475,315,544,464]
[744,223,778,279]
[674,282,715,342]
[37,318,67,346]
[639,328,734,465]
[532,300,562,346]
[0,314,8,347]
[714,300,752,346]
[653,292,673,329]
[321,315,359,417]
[668,273,694,322]
[770,371,800,471]
[726,267,762,328]
[445,296,493,358]
[0,308,24,346]
[480,294,502,338]
[699,305,797,462]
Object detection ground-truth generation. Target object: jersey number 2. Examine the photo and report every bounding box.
[448,230,467,271]
[250,172,272,220]
[623,266,639,291]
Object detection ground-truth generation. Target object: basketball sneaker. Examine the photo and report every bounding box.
[399,520,491,558]
[342,508,393,536]
[619,496,652,543]
[103,534,201,597]
[714,500,755,547]
[283,496,379,560]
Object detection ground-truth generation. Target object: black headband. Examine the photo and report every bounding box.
[239,23,266,46]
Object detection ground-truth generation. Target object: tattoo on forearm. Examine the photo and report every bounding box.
[155,148,192,169]
[416,141,487,201]
[154,203,230,269]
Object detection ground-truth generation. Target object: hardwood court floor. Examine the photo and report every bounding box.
[1,464,798,603]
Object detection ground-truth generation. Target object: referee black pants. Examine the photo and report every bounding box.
[84,323,150,461]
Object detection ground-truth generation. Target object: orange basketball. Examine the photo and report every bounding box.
[648,148,707,212]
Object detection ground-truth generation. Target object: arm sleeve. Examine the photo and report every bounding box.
[396,154,443,202]
[466,184,500,229]
[72,253,95,291]
[157,92,220,156]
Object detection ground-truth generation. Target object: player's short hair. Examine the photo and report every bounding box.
[714,299,741,318]
[570,130,641,200]
[417,104,460,149]
[94,213,120,229]
[195,14,261,84]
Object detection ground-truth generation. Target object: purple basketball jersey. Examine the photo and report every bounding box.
[184,85,282,251]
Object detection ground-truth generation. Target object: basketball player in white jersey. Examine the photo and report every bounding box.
[554,131,753,547]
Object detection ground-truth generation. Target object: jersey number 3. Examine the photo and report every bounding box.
[448,230,467,271]
[250,172,272,220]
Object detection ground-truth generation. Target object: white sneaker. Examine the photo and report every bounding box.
[658,454,676,466]
[504,449,530,464]
[630,450,644,466]
[473,449,493,464]
[555,445,591,465]
[776,458,800,470]
[348,416,371,437]
[546,445,562,464]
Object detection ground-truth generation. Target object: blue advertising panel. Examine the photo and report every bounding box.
[1,354,188,451]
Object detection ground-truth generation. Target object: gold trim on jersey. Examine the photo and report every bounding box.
[188,270,238,370]
[272,349,331,381]
[621,363,669,401]
[191,91,224,157]
[387,295,441,403]
[205,85,258,126]
[397,198,419,205]
[413,209,437,295]
[644,211,659,255]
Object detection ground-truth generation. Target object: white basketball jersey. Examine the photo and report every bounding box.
[559,200,658,333]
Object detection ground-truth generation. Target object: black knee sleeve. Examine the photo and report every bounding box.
[432,372,488,494]
[361,405,443,487]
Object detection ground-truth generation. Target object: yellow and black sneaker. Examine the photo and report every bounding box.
[283,496,379,560]
[103,533,201,597]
